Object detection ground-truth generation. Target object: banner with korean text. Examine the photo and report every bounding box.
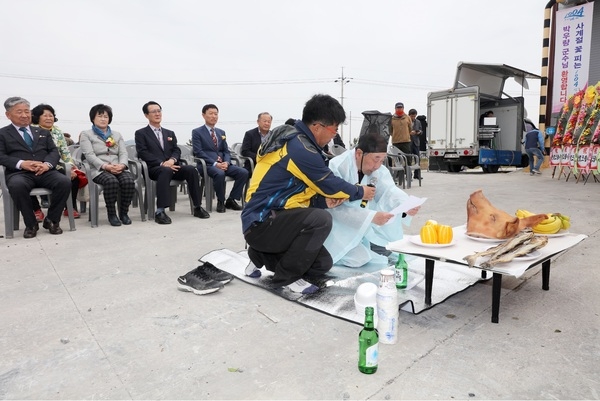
[551,3,595,114]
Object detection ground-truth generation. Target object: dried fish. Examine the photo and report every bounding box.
[463,229,535,267]
[481,236,548,268]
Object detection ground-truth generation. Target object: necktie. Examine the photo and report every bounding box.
[20,127,33,149]
[155,128,163,149]
[210,128,217,148]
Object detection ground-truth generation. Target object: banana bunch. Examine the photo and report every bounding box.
[532,214,562,234]
[515,209,536,219]
[515,209,571,234]
[554,213,571,230]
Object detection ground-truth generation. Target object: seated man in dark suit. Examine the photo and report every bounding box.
[0,97,71,238]
[241,112,272,174]
[192,104,248,213]
[135,101,210,224]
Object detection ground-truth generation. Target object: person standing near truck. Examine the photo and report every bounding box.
[523,124,545,175]
[390,102,412,154]
[408,109,422,180]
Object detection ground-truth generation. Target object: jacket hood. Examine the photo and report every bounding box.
[257,123,299,158]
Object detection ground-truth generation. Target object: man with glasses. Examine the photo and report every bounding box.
[324,131,420,267]
[241,94,376,294]
[135,101,210,225]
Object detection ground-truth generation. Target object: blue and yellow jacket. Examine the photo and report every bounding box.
[241,121,364,233]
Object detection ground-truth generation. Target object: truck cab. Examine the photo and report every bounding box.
[427,62,540,173]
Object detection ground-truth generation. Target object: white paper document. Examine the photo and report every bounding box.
[386,196,427,224]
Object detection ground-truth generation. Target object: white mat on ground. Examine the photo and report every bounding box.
[201,249,485,325]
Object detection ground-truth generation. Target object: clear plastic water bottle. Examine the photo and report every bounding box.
[376,269,399,344]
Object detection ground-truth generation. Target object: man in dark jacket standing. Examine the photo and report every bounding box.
[523,126,545,175]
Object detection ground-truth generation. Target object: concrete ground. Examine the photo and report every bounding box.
[1,166,599,400]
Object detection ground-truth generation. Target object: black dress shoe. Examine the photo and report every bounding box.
[23,224,39,239]
[155,211,172,224]
[225,198,242,211]
[42,218,63,235]
[108,214,122,226]
[216,201,226,213]
[193,206,210,219]
[119,212,132,225]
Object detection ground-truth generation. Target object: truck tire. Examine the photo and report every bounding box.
[447,164,462,173]
[482,165,499,173]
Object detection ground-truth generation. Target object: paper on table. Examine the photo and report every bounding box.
[386,195,427,224]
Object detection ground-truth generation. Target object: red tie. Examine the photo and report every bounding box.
[210,128,217,148]
[211,128,222,162]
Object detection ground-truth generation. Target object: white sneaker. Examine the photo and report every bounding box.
[533,170,542,175]
[244,261,262,278]
[286,279,319,294]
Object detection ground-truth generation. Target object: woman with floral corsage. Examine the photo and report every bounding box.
[30,103,85,220]
[80,104,135,226]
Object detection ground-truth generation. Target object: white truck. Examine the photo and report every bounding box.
[427,62,540,173]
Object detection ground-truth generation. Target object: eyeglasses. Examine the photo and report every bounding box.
[316,122,338,135]
[147,109,162,114]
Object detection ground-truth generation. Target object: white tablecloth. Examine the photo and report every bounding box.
[387,225,587,277]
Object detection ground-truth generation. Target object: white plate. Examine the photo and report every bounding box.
[536,230,570,238]
[515,250,542,261]
[408,235,455,248]
[465,234,505,243]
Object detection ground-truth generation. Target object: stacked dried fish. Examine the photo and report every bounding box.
[463,229,549,269]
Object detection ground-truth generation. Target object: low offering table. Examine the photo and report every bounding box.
[386,225,586,323]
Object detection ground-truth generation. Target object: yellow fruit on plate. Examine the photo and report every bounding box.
[554,213,571,230]
[437,225,453,244]
[420,224,438,244]
[532,214,562,234]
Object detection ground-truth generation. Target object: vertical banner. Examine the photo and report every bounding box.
[551,3,595,113]
[576,146,591,173]
[560,145,573,166]
[550,146,562,166]
[590,145,600,173]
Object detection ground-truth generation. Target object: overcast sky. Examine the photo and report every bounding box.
[1,0,550,145]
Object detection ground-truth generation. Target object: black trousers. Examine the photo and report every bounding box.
[149,164,202,210]
[205,164,248,202]
[6,170,71,228]
[31,176,80,211]
[244,208,333,287]
[392,142,413,161]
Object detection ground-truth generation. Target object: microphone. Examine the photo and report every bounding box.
[360,177,377,208]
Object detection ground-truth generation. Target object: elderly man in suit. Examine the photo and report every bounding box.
[135,101,210,224]
[0,97,71,238]
[192,104,248,213]
[241,112,272,174]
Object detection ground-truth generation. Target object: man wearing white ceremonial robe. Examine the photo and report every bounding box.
[324,132,420,267]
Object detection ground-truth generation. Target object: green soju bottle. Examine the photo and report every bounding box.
[395,253,408,289]
[358,306,378,374]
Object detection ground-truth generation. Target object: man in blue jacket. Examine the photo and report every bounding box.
[192,104,248,213]
[241,94,375,294]
[523,124,545,175]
